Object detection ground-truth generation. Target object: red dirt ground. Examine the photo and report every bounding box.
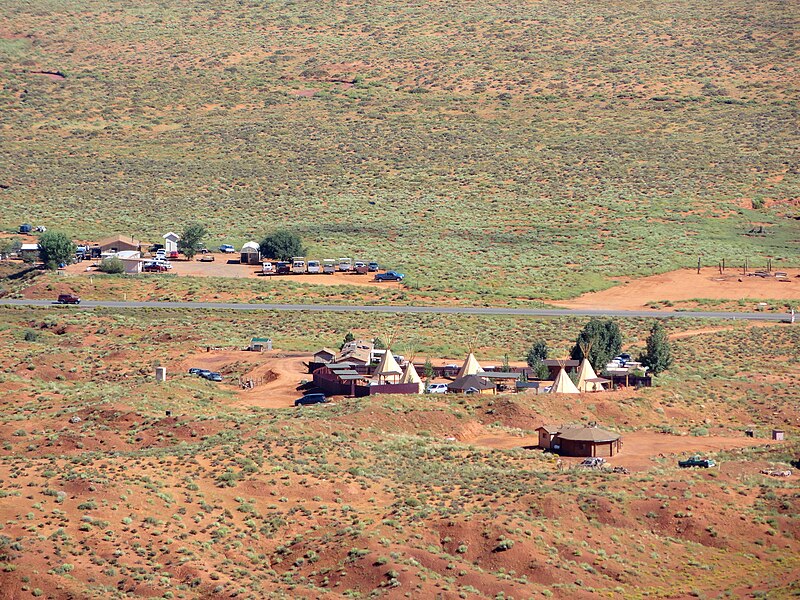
[551,267,800,310]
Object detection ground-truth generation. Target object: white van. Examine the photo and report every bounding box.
[338,257,353,272]
[262,262,274,275]
[292,257,306,274]
[323,259,336,274]
[307,260,321,274]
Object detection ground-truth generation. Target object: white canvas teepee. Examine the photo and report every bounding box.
[549,367,580,394]
[457,352,483,378]
[576,358,602,392]
[374,348,403,383]
[399,362,424,394]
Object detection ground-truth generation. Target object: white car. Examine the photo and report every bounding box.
[426,383,449,394]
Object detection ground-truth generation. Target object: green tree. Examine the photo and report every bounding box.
[423,357,434,381]
[526,340,548,367]
[373,337,386,350]
[0,238,21,260]
[259,230,306,261]
[639,322,672,375]
[526,340,550,379]
[99,256,124,274]
[177,223,207,260]
[341,332,355,349]
[38,231,75,270]
[570,318,622,371]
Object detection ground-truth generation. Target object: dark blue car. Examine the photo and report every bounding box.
[375,271,404,282]
[294,393,328,406]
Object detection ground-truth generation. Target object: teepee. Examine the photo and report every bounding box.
[549,367,580,394]
[576,358,603,392]
[457,342,483,378]
[374,348,403,384]
[399,361,424,394]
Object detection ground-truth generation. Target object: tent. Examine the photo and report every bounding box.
[577,358,605,392]
[399,362,424,394]
[374,348,403,383]
[457,352,483,378]
[549,367,580,394]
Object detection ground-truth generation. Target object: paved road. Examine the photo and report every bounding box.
[0,299,792,321]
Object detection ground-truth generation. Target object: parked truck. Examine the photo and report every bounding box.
[323,259,336,274]
[338,257,353,272]
[292,257,307,274]
[307,259,321,274]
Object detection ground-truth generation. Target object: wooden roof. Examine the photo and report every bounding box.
[338,374,366,381]
[96,234,140,247]
[543,359,580,367]
[477,371,520,379]
[555,426,620,443]
[448,374,495,391]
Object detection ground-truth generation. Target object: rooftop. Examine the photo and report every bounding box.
[555,426,620,443]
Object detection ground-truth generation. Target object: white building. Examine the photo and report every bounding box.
[163,232,180,254]
[116,250,143,274]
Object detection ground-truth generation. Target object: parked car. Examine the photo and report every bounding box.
[197,369,212,379]
[205,372,223,382]
[354,261,369,274]
[261,262,274,274]
[368,261,379,272]
[579,457,606,469]
[464,387,480,395]
[375,270,405,281]
[275,261,291,274]
[426,383,449,394]
[198,254,215,262]
[143,262,168,272]
[188,368,202,375]
[678,455,716,468]
[155,249,166,259]
[168,250,179,259]
[294,393,328,406]
[57,293,81,305]
[219,244,236,253]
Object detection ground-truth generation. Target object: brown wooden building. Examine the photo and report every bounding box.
[537,425,621,457]
[96,234,141,254]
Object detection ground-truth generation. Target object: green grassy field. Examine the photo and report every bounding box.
[1,0,797,300]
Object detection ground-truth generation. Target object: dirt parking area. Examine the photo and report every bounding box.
[178,349,312,408]
[551,267,800,310]
[65,254,400,289]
